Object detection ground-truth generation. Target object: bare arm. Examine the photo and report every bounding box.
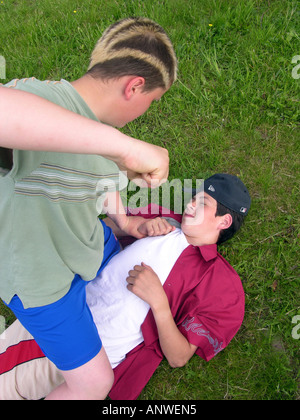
[103,191,146,239]
[103,191,174,239]
[103,206,175,238]
[0,87,169,186]
[126,263,197,367]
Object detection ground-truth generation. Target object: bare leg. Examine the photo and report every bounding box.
[45,347,114,400]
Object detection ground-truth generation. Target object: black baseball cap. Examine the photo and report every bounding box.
[203,173,251,215]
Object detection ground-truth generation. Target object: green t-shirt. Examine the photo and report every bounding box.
[0,78,127,308]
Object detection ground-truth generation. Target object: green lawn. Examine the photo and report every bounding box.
[0,0,299,400]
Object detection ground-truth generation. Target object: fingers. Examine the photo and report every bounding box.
[123,143,169,188]
[127,264,143,277]
[130,172,168,189]
[141,262,151,269]
[127,264,142,282]
[146,217,175,236]
[142,172,168,189]
[126,263,152,287]
[141,146,169,188]
[126,263,159,304]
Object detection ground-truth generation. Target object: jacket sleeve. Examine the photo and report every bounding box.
[177,264,245,362]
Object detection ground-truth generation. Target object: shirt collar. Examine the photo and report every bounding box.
[197,243,218,262]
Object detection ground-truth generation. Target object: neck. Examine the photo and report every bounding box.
[181,231,218,247]
[70,75,112,122]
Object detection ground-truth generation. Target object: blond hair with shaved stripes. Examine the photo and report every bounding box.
[87,17,177,91]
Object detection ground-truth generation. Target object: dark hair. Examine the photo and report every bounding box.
[87,17,177,91]
[215,202,245,245]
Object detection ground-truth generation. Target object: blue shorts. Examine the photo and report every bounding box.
[5,220,120,371]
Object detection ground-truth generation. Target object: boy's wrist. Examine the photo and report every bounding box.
[150,295,170,316]
[116,214,130,232]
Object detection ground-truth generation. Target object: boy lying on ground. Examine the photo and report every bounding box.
[0,173,251,400]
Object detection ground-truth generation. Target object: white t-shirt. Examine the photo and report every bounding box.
[86,228,189,368]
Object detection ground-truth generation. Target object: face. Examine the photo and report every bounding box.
[181,192,220,246]
[115,86,167,127]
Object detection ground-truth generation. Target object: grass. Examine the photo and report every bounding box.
[0,0,299,400]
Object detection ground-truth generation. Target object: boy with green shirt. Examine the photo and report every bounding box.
[0,17,177,399]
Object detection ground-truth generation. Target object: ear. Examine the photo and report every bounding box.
[124,77,145,100]
[217,214,232,231]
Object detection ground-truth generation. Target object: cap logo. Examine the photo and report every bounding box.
[208,185,215,192]
[240,207,247,213]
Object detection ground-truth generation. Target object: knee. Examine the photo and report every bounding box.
[97,368,114,397]
[58,348,115,400]
[69,368,114,400]
[81,362,115,400]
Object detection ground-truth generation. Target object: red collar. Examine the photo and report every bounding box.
[197,243,218,262]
